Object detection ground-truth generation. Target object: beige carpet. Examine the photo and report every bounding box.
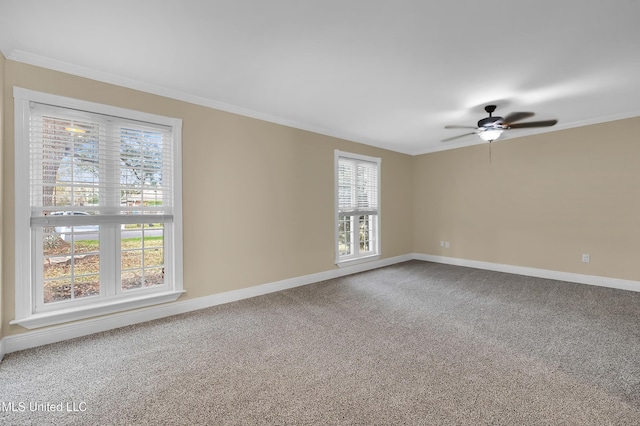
[1,260,639,425]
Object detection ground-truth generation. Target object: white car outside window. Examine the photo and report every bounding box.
[51,211,99,241]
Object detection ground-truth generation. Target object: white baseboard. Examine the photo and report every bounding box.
[3,252,638,359]
[0,254,412,358]
[414,253,640,293]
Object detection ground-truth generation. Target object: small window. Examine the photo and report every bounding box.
[335,150,381,265]
[12,88,184,329]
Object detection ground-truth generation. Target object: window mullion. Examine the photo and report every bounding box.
[100,224,117,297]
[350,215,356,256]
[30,112,45,310]
[101,120,120,295]
[33,229,45,311]
[354,215,359,256]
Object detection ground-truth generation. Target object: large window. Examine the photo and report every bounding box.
[13,88,183,329]
[335,150,380,265]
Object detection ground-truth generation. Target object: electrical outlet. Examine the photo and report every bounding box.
[445,241,450,249]
[582,254,590,263]
[440,241,445,247]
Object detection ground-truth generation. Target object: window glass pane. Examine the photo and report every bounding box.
[145,267,165,287]
[359,215,375,253]
[122,249,143,270]
[74,275,101,299]
[144,247,164,268]
[38,117,100,209]
[44,278,72,303]
[121,224,164,291]
[71,221,100,254]
[43,226,71,258]
[122,228,143,248]
[122,271,143,291]
[42,226,100,304]
[120,128,165,212]
[338,215,352,256]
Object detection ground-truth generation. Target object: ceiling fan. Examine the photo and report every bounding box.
[443,105,558,143]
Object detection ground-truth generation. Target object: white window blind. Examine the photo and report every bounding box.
[28,102,174,226]
[337,156,379,216]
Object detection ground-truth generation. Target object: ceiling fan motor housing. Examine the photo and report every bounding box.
[478,116,503,128]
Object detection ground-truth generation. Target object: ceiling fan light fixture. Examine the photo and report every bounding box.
[478,129,503,142]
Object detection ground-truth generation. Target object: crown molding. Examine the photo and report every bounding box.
[6,50,640,158]
[5,50,398,154]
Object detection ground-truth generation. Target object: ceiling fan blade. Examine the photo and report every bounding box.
[508,119,558,129]
[503,112,534,124]
[442,132,476,142]
[445,125,478,129]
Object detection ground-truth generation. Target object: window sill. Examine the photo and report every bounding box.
[10,290,185,330]
[336,254,380,268]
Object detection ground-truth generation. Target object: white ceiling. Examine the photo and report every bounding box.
[1,0,640,155]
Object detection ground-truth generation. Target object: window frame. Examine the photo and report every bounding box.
[334,150,381,267]
[12,87,184,329]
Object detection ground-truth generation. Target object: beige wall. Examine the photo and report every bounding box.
[413,117,640,281]
[1,61,414,337]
